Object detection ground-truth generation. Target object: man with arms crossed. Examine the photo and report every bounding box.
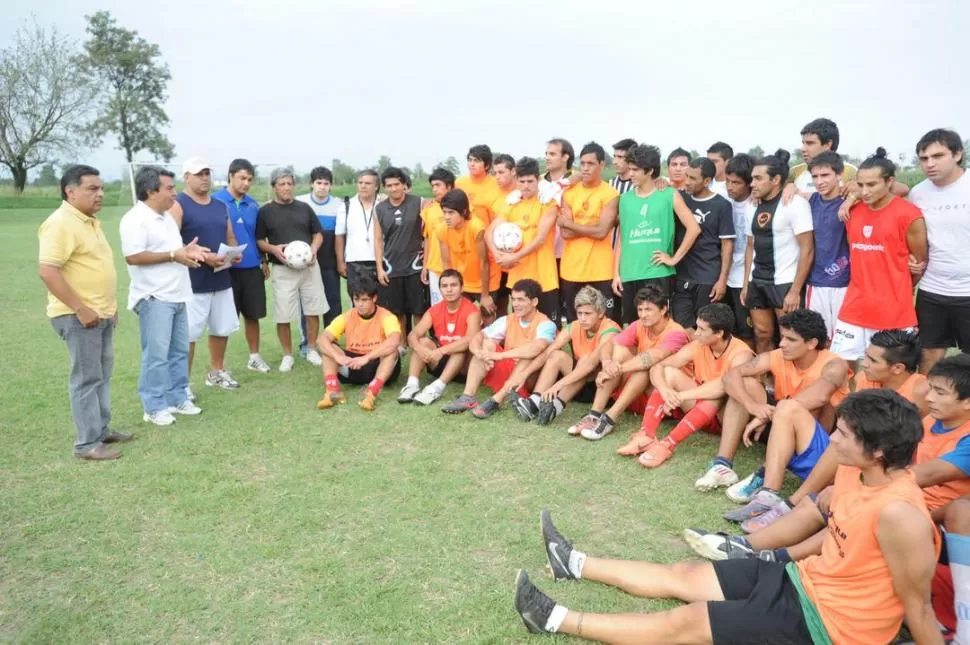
[39,165,130,460]
[120,166,207,427]
[398,269,481,406]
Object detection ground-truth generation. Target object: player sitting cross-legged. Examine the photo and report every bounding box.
[316,274,401,411]
[397,269,481,406]
[616,303,755,468]
[509,286,621,426]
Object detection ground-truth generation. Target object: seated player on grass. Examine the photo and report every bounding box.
[566,284,689,441]
[441,278,555,419]
[509,286,620,426]
[397,269,481,406]
[684,354,970,570]
[728,329,929,533]
[316,275,401,411]
[513,390,941,645]
[697,309,848,500]
[616,303,755,468]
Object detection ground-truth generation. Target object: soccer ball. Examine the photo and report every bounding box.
[283,240,313,269]
[493,222,523,253]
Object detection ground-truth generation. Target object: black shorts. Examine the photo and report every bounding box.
[337,350,402,386]
[727,287,754,339]
[671,279,715,330]
[427,355,467,382]
[620,278,671,325]
[746,280,793,311]
[560,279,618,323]
[537,289,561,325]
[346,261,377,296]
[917,290,970,350]
[378,273,427,316]
[708,560,812,645]
[575,380,597,404]
[230,267,267,320]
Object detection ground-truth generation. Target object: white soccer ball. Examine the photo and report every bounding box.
[493,222,523,253]
[283,240,313,269]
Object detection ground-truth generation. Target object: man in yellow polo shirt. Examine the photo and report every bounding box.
[38,165,131,461]
[559,142,620,323]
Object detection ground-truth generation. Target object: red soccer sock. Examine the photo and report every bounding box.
[639,389,667,438]
[664,400,719,449]
[325,374,341,394]
[367,378,385,397]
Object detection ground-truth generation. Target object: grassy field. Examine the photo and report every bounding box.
[0,205,776,643]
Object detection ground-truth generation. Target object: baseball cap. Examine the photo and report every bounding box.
[182,157,211,175]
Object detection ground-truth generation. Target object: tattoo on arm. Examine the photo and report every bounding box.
[639,353,654,368]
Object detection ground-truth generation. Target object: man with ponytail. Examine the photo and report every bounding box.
[831,148,928,363]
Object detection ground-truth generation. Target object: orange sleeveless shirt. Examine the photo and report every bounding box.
[503,197,559,292]
[635,318,686,353]
[854,372,925,404]
[917,417,970,510]
[689,336,753,384]
[504,312,551,351]
[769,349,849,406]
[344,307,396,355]
[569,318,620,360]
[796,466,940,645]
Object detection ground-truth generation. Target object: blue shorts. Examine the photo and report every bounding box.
[786,421,830,480]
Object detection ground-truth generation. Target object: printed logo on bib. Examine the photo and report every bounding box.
[447,323,456,333]
[862,225,873,239]
[756,211,773,228]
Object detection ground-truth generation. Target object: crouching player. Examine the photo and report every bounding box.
[316,275,401,411]
[511,286,620,426]
[398,269,481,406]
[616,303,754,468]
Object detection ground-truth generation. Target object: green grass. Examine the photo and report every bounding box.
[0,205,771,643]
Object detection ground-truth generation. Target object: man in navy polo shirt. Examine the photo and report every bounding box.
[297,166,345,357]
[213,158,271,373]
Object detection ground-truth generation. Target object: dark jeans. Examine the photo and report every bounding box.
[51,315,114,453]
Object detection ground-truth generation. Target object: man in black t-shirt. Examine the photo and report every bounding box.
[374,167,426,350]
[672,157,735,334]
[255,167,329,372]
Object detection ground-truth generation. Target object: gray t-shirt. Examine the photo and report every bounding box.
[376,194,424,277]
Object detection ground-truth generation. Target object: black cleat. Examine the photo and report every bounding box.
[534,401,559,426]
[513,396,539,422]
[540,509,576,581]
[514,569,556,634]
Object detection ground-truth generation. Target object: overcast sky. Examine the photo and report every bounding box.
[4,0,969,177]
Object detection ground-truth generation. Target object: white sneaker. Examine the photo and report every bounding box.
[168,400,202,416]
[144,410,176,426]
[247,355,271,373]
[185,386,196,403]
[726,470,766,504]
[397,383,421,403]
[694,461,740,492]
[205,370,240,390]
[413,386,443,406]
[306,349,323,366]
[279,355,295,372]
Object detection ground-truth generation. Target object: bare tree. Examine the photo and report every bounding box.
[0,21,97,193]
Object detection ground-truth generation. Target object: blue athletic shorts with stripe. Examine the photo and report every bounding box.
[786,421,830,480]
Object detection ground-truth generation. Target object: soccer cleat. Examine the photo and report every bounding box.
[413,386,443,406]
[540,509,576,581]
[305,349,323,366]
[724,489,784,524]
[279,355,295,373]
[205,370,240,390]
[316,391,345,410]
[472,398,501,419]
[581,415,614,441]
[247,355,271,373]
[168,400,202,416]
[397,383,420,404]
[616,432,657,456]
[442,394,478,414]
[740,500,793,534]
[682,528,753,561]
[566,413,599,437]
[358,392,377,412]
[637,441,674,468]
[694,461,740,492]
[535,401,561,426]
[512,396,539,422]
[514,570,556,634]
[143,410,176,426]
[726,470,766,503]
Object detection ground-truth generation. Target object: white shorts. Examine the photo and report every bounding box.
[188,288,240,342]
[428,271,442,307]
[270,263,329,323]
[806,285,848,340]
[831,319,916,360]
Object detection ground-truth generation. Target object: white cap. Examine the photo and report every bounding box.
[182,157,210,175]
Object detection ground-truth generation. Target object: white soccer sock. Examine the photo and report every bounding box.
[430,379,446,393]
[545,604,569,633]
[948,533,970,645]
[406,376,420,389]
[569,550,587,579]
[529,393,541,405]
[249,353,260,360]
[553,398,565,414]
